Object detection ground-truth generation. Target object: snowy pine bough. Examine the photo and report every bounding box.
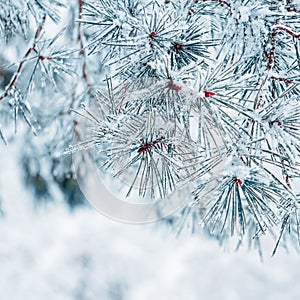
[1,0,300,255]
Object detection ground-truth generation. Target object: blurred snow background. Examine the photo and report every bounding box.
[1,138,300,300]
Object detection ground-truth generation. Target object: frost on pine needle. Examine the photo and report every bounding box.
[27,0,66,24]
[0,1,29,42]
[0,1,92,210]
[8,86,40,134]
[61,0,300,254]
[0,0,65,42]
[260,97,300,164]
[0,125,7,144]
[67,100,196,200]
[2,0,300,255]
[0,13,77,136]
[81,0,218,78]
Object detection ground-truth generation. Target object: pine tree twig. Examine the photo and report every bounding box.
[266,19,280,71]
[274,26,300,39]
[266,23,300,71]
[270,76,293,84]
[77,0,92,94]
[0,15,47,101]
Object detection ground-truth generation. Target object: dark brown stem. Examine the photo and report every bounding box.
[274,26,300,39]
[286,0,298,13]
[266,21,300,71]
[168,77,182,92]
[137,137,166,154]
[270,76,293,84]
[78,0,91,90]
[266,19,280,71]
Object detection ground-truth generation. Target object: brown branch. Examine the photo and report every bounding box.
[0,15,46,101]
[286,0,298,12]
[266,19,280,71]
[34,15,46,40]
[270,76,293,84]
[266,21,300,70]
[168,77,182,92]
[78,0,91,90]
[274,26,300,39]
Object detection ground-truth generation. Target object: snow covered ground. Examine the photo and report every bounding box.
[1,140,300,300]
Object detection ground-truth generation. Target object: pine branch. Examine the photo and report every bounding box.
[0,15,46,101]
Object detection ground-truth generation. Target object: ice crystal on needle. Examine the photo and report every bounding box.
[1,0,300,255]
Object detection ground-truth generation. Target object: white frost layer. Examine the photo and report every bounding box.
[0,141,299,300]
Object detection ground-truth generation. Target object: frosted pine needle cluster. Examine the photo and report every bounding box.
[1,0,300,255]
[73,0,300,254]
